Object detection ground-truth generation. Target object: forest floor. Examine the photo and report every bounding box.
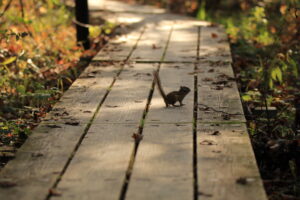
[0,0,117,168]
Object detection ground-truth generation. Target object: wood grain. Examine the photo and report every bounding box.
[164,23,198,62]
[198,26,245,123]
[93,28,143,61]
[130,22,173,62]
[52,63,155,200]
[197,123,268,200]
[0,63,120,200]
[126,64,194,200]
[197,26,267,200]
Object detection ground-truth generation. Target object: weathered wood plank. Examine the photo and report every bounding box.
[51,63,155,200]
[0,63,121,200]
[89,0,165,14]
[197,26,267,200]
[164,23,198,62]
[126,63,194,199]
[90,10,151,25]
[197,123,268,200]
[198,26,245,123]
[93,28,143,61]
[130,22,173,62]
[199,26,232,63]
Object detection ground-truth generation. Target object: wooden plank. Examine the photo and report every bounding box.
[197,123,268,200]
[0,63,121,200]
[198,26,245,123]
[89,0,165,14]
[164,23,198,62]
[51,63,155,200]
[126,63,194,199]
[93,28,143,61]
[197,26,267,200]
[199,26,232,63]
[90,10,151,25]
[130,22,173,62]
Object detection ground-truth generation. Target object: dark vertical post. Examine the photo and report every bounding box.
[75,0,90,49]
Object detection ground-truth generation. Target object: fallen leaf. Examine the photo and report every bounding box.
[198,191,213,197]
[202,77,213,82]
[152,44,161,49]
[236,177,247,185]
[105,105,118,108]
[200,140,217,145]
[236,177,255,185]
[208,22,218,27]
[214,85,224,90]
[212,80,228,85]
[210,131,221,136]
[0,56,17,65]
[222,114,231,120]
[31,152,44,157]
[46,124,62,128]
[49,189,62,196]
[0,180,17,188]
[211,33,218,38]
[175,123,186,127]
[65,120,80,126]
[188,70,204,75]
[132,133,143,142]
[83,110,92,113]
[53,111,69,117]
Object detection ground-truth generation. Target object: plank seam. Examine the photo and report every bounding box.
[89,9,166,15]
[36,121,246,125]
[91,60,200,64]
[193,26,201,200]
[118,24,174,200]
[45,27,146,200]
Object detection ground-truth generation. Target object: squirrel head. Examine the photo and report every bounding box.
[180,86,191,93]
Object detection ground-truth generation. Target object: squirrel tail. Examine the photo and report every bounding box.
[153,71,167,103]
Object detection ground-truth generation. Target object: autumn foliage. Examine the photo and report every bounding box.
[0,0,83,152]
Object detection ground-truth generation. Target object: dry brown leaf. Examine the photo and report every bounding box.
[211,33,218,38]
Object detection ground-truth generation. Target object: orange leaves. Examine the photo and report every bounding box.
[10,43,22,54]
[270,26,277,34]
[279,4,287,15]
[211,33,218,38]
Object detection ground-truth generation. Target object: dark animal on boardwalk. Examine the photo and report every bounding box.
[153,71,190,107]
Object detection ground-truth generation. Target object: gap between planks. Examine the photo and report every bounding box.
[51,22,175,200]
[46,26,148,199]
[51,63,157,200]
[119,22,175,200]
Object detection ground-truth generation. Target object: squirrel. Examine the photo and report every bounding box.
[153,71,191,107]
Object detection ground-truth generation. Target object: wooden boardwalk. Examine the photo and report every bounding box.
[0,1,267,199]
